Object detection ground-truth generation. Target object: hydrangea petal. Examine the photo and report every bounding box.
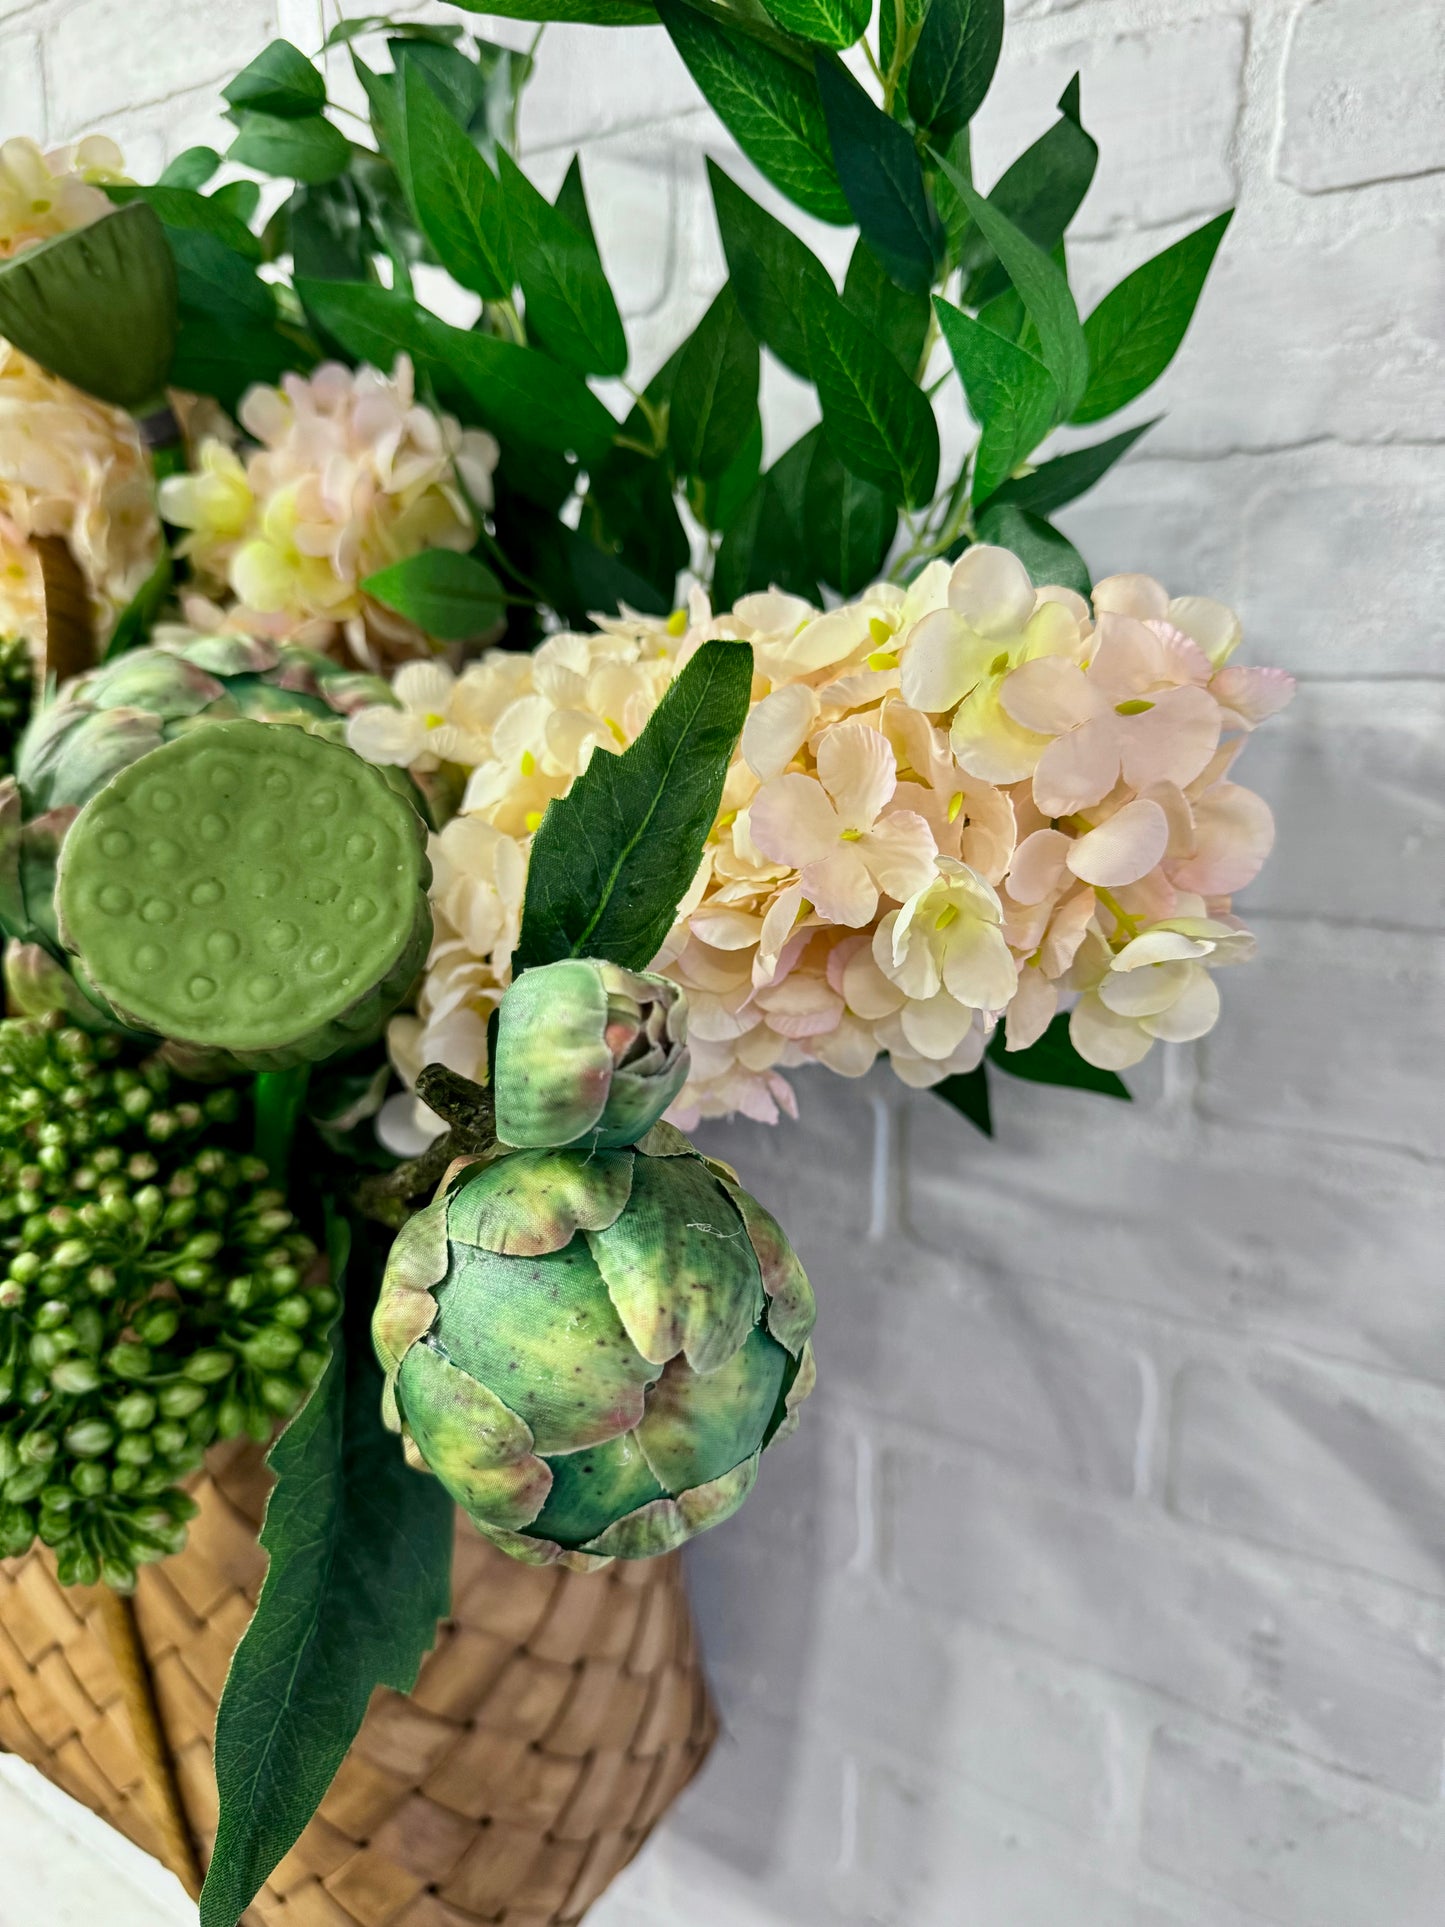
[817,722,897,828]
[1141,964,1221,1041]
[1170,783,1275,895]
[1067,798,1169,887]
[947,544,1037,637]
[1120,684,1221,794]
[1032,716,1121,814]
[899,609,990,713]
[1070,992,1156,1070]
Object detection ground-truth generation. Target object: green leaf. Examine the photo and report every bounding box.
[499,149,627,376]
[975,500,1090,598]
[988,1012,1130,1100]
[223,39,328,119]
[325,16,466,47]
[230,111,351,186]
[212,180,263,227]
[362,550,505,641]
[167,231,306,412]
[159,146,221,189]
[200,1216,453,1927]
[708,159,832,380]
[516,640,754,973]
[983,418,1156,516]
[658,0,849,224]
[669,286,760,480]
[104,549,173,662]
[713,426,823,607]
[428,316,619,465]
[698,411,763,533]
[843,237,930,375]
[397,62,512,300]
[934,1065,993,1136]
[105,184,260,261]
[392,37,487,134]
[586,357,689,598]
[554,154,595,245]
[933,151,1088,416]
[961,78,1098,305]
[879,0,928,99]
[448,0,656,18]
[1073,210,1232,425]
[815,53,939,295]
[804,434,897,594]
[908,0,1005,142]
[762,0,871,50]
[297,276,435,370]
[803,290,940,507]
[934,296,1059,502]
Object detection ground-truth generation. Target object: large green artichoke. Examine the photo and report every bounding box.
[373,1119,815,1570]
[494,958,690,1152]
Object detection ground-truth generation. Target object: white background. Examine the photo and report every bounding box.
[1,0,1443,1922]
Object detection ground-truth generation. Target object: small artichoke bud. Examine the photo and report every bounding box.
[494,960,691,1152]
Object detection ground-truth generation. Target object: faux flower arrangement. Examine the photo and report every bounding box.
[0,5,1291,1925]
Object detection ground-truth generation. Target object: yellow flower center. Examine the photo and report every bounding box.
[1116,698,1154,715]
[29,198,51,214]
[666,607,688,637]
[715,809,737,831]
[839,828,863,842]
[989,651,1011,676]
[520,750,536,776]
[934,903,959,931]
[947,791,964,824]
[866,649,899,671]
[424,711,444,728]
[525,810,544,833]
[606,716,627,745]
[868,616,893,646]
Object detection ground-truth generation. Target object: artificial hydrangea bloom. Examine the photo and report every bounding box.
[349,546,1293,1132]
[0,135,128,259]
[161,357,500,668]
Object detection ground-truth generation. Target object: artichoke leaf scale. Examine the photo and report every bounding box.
[396,1341,553,1532]
[530,1430,668,1549]
[443,1146,634,1257]
[634,1325,789,1496]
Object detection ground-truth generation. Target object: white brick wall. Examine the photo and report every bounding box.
[1,1,1441,1923]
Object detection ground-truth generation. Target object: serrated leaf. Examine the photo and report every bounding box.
[975,500,1090,598]
[934,1065,993,1135]
[1073,210,1232,424]
[982,418,1156,516]
[843,237,930,374]
[223,39,328,120]
[816,53,940,294]
[988,1011,1130,1099]
[708,159,831,380]
[669,286,760,481]
[803,290,940,508]
[762,0,871,50]
[933,150,1088,417]
[516,640,754,973]
[908,0,1005,142]
[713,426,824,607]
[500,149,627,375]
[200,1216,453,1927]
[659,0,849,224]
[230,111,351,186]
[934,296,1059,502]
[363,550,505,640]
[397,61,512,299]
[961,78,1098,304]
[803,433,896,594]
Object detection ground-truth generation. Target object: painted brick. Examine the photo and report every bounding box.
[1169,1356,1445,1597]
[1143,1726,1445,1925]
[519,22,699,154]
[1279,0,1445,193]
[0,30,42,143]
[884,1445,1445,1798]
[45,0,277,132]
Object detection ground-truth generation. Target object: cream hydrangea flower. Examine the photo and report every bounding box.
[0,135,127,259]
[1069,907,1256,1070]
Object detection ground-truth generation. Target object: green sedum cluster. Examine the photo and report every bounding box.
[0,1017,334,1589]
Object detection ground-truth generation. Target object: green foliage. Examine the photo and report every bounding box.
[816,53,941,295]
[934,1065,992,1136]
[763,0,871,48]
[396,61,512,297]
[669,287,761,481]
[1073,210,1233,423]
[988,1014,1131,1099]
[516,641,754,974]
[803,438,897,594]
[0,637,32,779]
[105,184,261,262]
[959,77,1097,304]
[448,0,657,17]
[843,239,930,374]
[804,289,940,508]
[229,112,351,186]
[200,1218,454,1927]
[975,501,1091,598]
[159,146,221,189]
[500,149,627,375]
[713,428,824,607]
[709,160,831,379]
[908,0,1005,143]
[982,419,1156,517]
[361,551,506,642]
[223,39,328,119]
[934,297,1059,503]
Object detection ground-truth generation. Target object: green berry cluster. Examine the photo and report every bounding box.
[0,635,34,779]
[0,1018,336,1590]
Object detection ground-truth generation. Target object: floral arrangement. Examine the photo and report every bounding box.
[0,5,1292,1925]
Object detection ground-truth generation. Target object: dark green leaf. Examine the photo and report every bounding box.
[713,426,824,607]
[104,549,173,662]
[762,0,871,50]
[933,151,1088,416]
[280,180,372,282]
[212,180,262,227]
[843,237,930,374]
[516,640,754,973]
[168,231,305,411]
[296,277,436,370]
[448,0,656,18]
[586,355,688,597]
[659,0,849,223]
[325,16,466,47]
[398,62,512,299]
[908,0,1004,142]
[669,286,760,480]
[106,184,260,261]
[988,1012,1130,1099]
[200,1218,453,1927]
[961,79,1097,305]
[983,418,1156,516]
[230,112,351,186]
[392,37,487,134]
[499,148,627,375]
[975,500,1090,598]
[708,159,831,380]
[804,434,896,593]
[934,1065,993,1135]
[815,53,939,295]
[428,315,619,465]
[554,155,596,246]
[697,411,763,533]
[159,146,221,189]
[563,523,672,618]
[934,296,1058,502]
[362,550,505,640]
[803,290,940,507]
[1073,210,1232,424]
[224,39,328,120]
[931,123,972,262]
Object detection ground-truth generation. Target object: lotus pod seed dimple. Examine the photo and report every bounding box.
[55,719,431,1066]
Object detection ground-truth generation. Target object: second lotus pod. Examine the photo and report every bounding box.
[374,1113,816,1569]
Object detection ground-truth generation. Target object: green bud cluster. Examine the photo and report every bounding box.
[0,1017,335,1590]
[0,635,34,780]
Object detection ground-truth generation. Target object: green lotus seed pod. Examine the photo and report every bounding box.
[373,1113,816,1571]
[55,720,431,1069]
[494,960,691,1152]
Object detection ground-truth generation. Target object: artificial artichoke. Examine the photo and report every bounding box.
[0,1016,333,1589]
[494,958,690,1151]
[374,1106,815,1568]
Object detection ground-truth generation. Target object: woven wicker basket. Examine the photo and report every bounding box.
[0,1437,717,1924]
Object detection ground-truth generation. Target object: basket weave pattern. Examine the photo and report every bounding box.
[0,1438,717,1924]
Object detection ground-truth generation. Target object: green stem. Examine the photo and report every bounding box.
[253,1069,312,1189]
[883,0,909,113]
